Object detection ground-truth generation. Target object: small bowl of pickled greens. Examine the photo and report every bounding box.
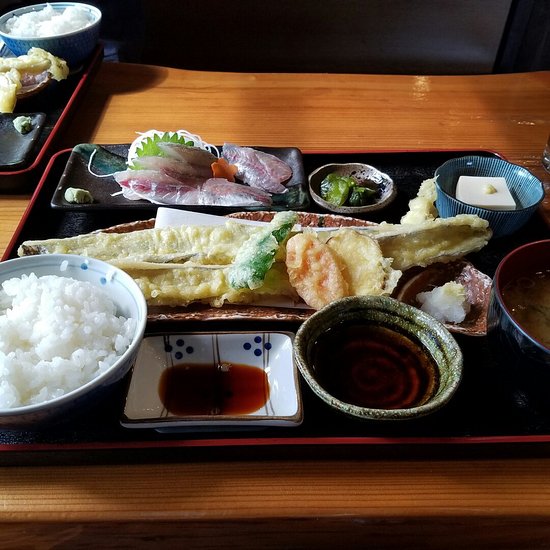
[308,162,396,215]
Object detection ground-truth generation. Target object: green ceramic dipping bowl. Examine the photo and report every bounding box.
[293,295,463,421]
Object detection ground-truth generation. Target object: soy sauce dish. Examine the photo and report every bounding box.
[293,296,463,421]
[122,331,303,431]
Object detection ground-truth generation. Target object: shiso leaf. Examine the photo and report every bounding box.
[228,211,297,290]
[133,132,195,160]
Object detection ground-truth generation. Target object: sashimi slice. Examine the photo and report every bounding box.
[113,169,201,204]
[222,143,292,194]
[130,155,212,180]
[157,142,218,166]
[113,170,272,206]
[200,179,273,206]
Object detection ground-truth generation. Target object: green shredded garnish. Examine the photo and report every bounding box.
[228,211,298,290]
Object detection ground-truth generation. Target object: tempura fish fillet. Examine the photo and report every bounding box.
[19,213,491,274]
[17,217,299,307]
[18,222,265,265]
[18,212,491,307]
[351,214,491,271]
[131,261,297,307]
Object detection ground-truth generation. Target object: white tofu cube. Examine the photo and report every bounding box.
[455,176,516,210]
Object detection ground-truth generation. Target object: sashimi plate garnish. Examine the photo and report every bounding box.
[51,129,309,212]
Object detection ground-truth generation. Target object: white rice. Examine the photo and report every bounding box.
[0,273,136,409]
[5,5,93,38]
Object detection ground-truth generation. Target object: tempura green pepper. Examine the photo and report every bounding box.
[228,211,297,290]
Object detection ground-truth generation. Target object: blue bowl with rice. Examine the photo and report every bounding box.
[0,254,147,429]
[434,155,544,238]
[0,2,101,68]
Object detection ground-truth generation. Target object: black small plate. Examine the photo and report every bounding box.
[0,113,46,170]
[50,143,309,212]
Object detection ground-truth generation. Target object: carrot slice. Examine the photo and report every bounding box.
[211,158,238,182]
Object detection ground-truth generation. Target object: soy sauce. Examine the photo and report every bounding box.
[312,323,438,409]
[158,362,270,416]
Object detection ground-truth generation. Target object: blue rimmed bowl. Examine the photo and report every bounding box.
[0,3,101,68]
[0,254,147,429]
[434,155,544,238]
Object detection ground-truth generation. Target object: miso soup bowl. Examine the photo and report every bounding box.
[488,239,550,368]
[293,295,463,421]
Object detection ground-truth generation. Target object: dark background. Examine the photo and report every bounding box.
[1,0,549,74]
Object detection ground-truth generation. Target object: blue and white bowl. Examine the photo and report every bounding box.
[0,254,147,429]
[434,155,544,238]
[0,3,101,68]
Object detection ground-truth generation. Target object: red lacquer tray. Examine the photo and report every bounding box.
[1,148,550,465]
[0,46,103,193]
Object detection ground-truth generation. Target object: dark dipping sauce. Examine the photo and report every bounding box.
[312,323,439,409]
[158,362,270,416]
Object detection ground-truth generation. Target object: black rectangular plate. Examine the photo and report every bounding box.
[50,143,309,212]
[2,148,550,465]
[0,112,47,169]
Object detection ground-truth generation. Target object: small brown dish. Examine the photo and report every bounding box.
[293,295,463,421]
[227,210,378,228]
[393,260,492,337]
[16,73,52,100]
[308,162,396,215]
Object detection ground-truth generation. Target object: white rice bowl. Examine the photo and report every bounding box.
[5,4,94,38]
[0,254,147,426]
[0,273,135,409]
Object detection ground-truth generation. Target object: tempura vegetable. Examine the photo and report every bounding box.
[400,178,438,224]
[0,69,21,112]
[227,211,297,290]
[17,210,492,309]
[0,47,69,112]
[286,232,349,309]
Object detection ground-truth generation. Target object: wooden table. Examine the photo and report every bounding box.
[1,64,550,549]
